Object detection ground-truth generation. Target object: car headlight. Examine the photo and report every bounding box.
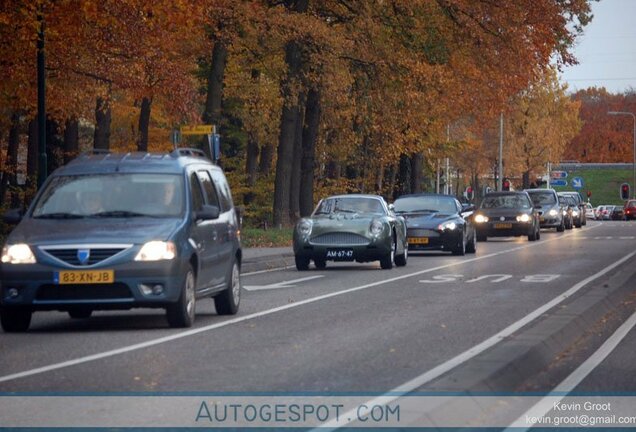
[1,244,36,264]
[549,209,558,216]
[572,209,580,216]
[135,241,176,261]
[297,219,313,236]
[516,214,531,223]
[369,219,384,236]
[474,214,489,223]
[438,221,457,231]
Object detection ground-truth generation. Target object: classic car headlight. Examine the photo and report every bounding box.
[1,244,36,264]
[549,209,558,216]
[438,221,457,231]
[474,214,489,223]
[516,214,531,223]
[369,219,384,236]
[135,241,176,261]
[297,219,313,236]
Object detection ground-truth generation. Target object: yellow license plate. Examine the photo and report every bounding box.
[494,223,512,229]
[540,217,545,222]
[408,237,429,244]
[55,270,114,285]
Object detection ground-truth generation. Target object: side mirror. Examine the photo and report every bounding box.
[3,208,23,225]
[196,204,220,221]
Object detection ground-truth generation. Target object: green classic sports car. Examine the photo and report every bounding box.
[293,194,408,270]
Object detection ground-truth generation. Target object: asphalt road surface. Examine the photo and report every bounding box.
[1,220,635,399]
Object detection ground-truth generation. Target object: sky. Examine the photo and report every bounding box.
[559,0,636,94]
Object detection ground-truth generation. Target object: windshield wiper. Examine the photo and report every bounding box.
[409,209,439,213]
[334,209,357,213]
[88,211,156,218]
[33,212,85,219]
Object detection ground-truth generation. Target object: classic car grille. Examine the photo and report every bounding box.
[41,247,127,266]
[407,228,439,238]
[36,283,132,301]
[310,232,369,245]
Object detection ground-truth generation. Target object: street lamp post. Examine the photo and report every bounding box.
[608,111,636,199]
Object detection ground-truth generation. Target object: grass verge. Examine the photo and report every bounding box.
[240,227,293,248]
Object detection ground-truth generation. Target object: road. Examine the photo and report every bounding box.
[1,220,635,427]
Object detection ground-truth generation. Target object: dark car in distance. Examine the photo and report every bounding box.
[624,200,636,220]
[0,149,242,332]
[473,191,540,242]
[393,193,476,255]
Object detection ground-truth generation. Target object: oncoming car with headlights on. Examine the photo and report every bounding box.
[392,193,476,255]
[525,188,565,232]
[473,191,540,242]
[293,195,408,270]
[0,149,242,332]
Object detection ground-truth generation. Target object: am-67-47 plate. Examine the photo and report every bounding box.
[326,249,354,261]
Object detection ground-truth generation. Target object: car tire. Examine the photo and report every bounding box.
[314,259,327,270]
[557,219,565,232]
[380,239,395,270]
[68,308,93,319]
[166,266,196,328]
[215,261,241,315]
[575,220,582,228]
[452,232,466,256]
[528,227,538,241]
[0,307,32,332]
[295,256,310,271]
[466,230,477,253]
[394,242,408,267]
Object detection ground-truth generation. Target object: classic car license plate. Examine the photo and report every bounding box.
[54,270,114,285]
[408,237,429,244]
[326,249,354,260]
[494,223,512,229]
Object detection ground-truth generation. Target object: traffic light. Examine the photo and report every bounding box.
[620,183,630,200]
[502,179,511,191]
[586,190,592,198]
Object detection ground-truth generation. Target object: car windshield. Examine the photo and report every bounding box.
[32,173,185,218]
[481,195,531,209]
[528,191,556,206]
[313,197,385,216]
[559,195,575,206]
[393,196,456,214]
[627,200,636,208]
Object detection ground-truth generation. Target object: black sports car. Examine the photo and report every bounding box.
[393,193,476,255]
[473,191,540,241]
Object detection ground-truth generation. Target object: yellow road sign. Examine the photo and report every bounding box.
[180,125,214,135]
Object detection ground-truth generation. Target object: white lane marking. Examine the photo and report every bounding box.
[0,225,601,384]
[419,274,463,283]
[466,274,513,283]
[520,274,560,283]
[244,275,324,291]
[508,310,636,431]
[316,249,636,430]
[241,265,294,277]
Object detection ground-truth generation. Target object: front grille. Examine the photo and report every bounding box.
[310,232,369,245]
[36,283,132,301]
[41,247,127,266]
[407,228,439,238]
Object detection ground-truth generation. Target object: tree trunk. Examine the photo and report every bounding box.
[46,118,64,174]
[299,87,321,217]
[410,152,423,193]
[522,170,530,189]
[258,144,273,175]
[0,113,20,206]
[273,39,303,227]
[289,96,305,222]
[27,118,38,187]
[398,155,411,196]
[326,160,341,180]
[94,96,111,150]
[245,137,259,187]
[202,41,227,126]
[137,97,152,152]
[63,116,79,164]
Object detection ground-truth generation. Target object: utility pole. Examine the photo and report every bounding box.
[498,113,503,191]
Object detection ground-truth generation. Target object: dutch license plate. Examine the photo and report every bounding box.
[494,223,512,229]
[54,270,114,285]
[326,249,354,261]
[408,237,429,245]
